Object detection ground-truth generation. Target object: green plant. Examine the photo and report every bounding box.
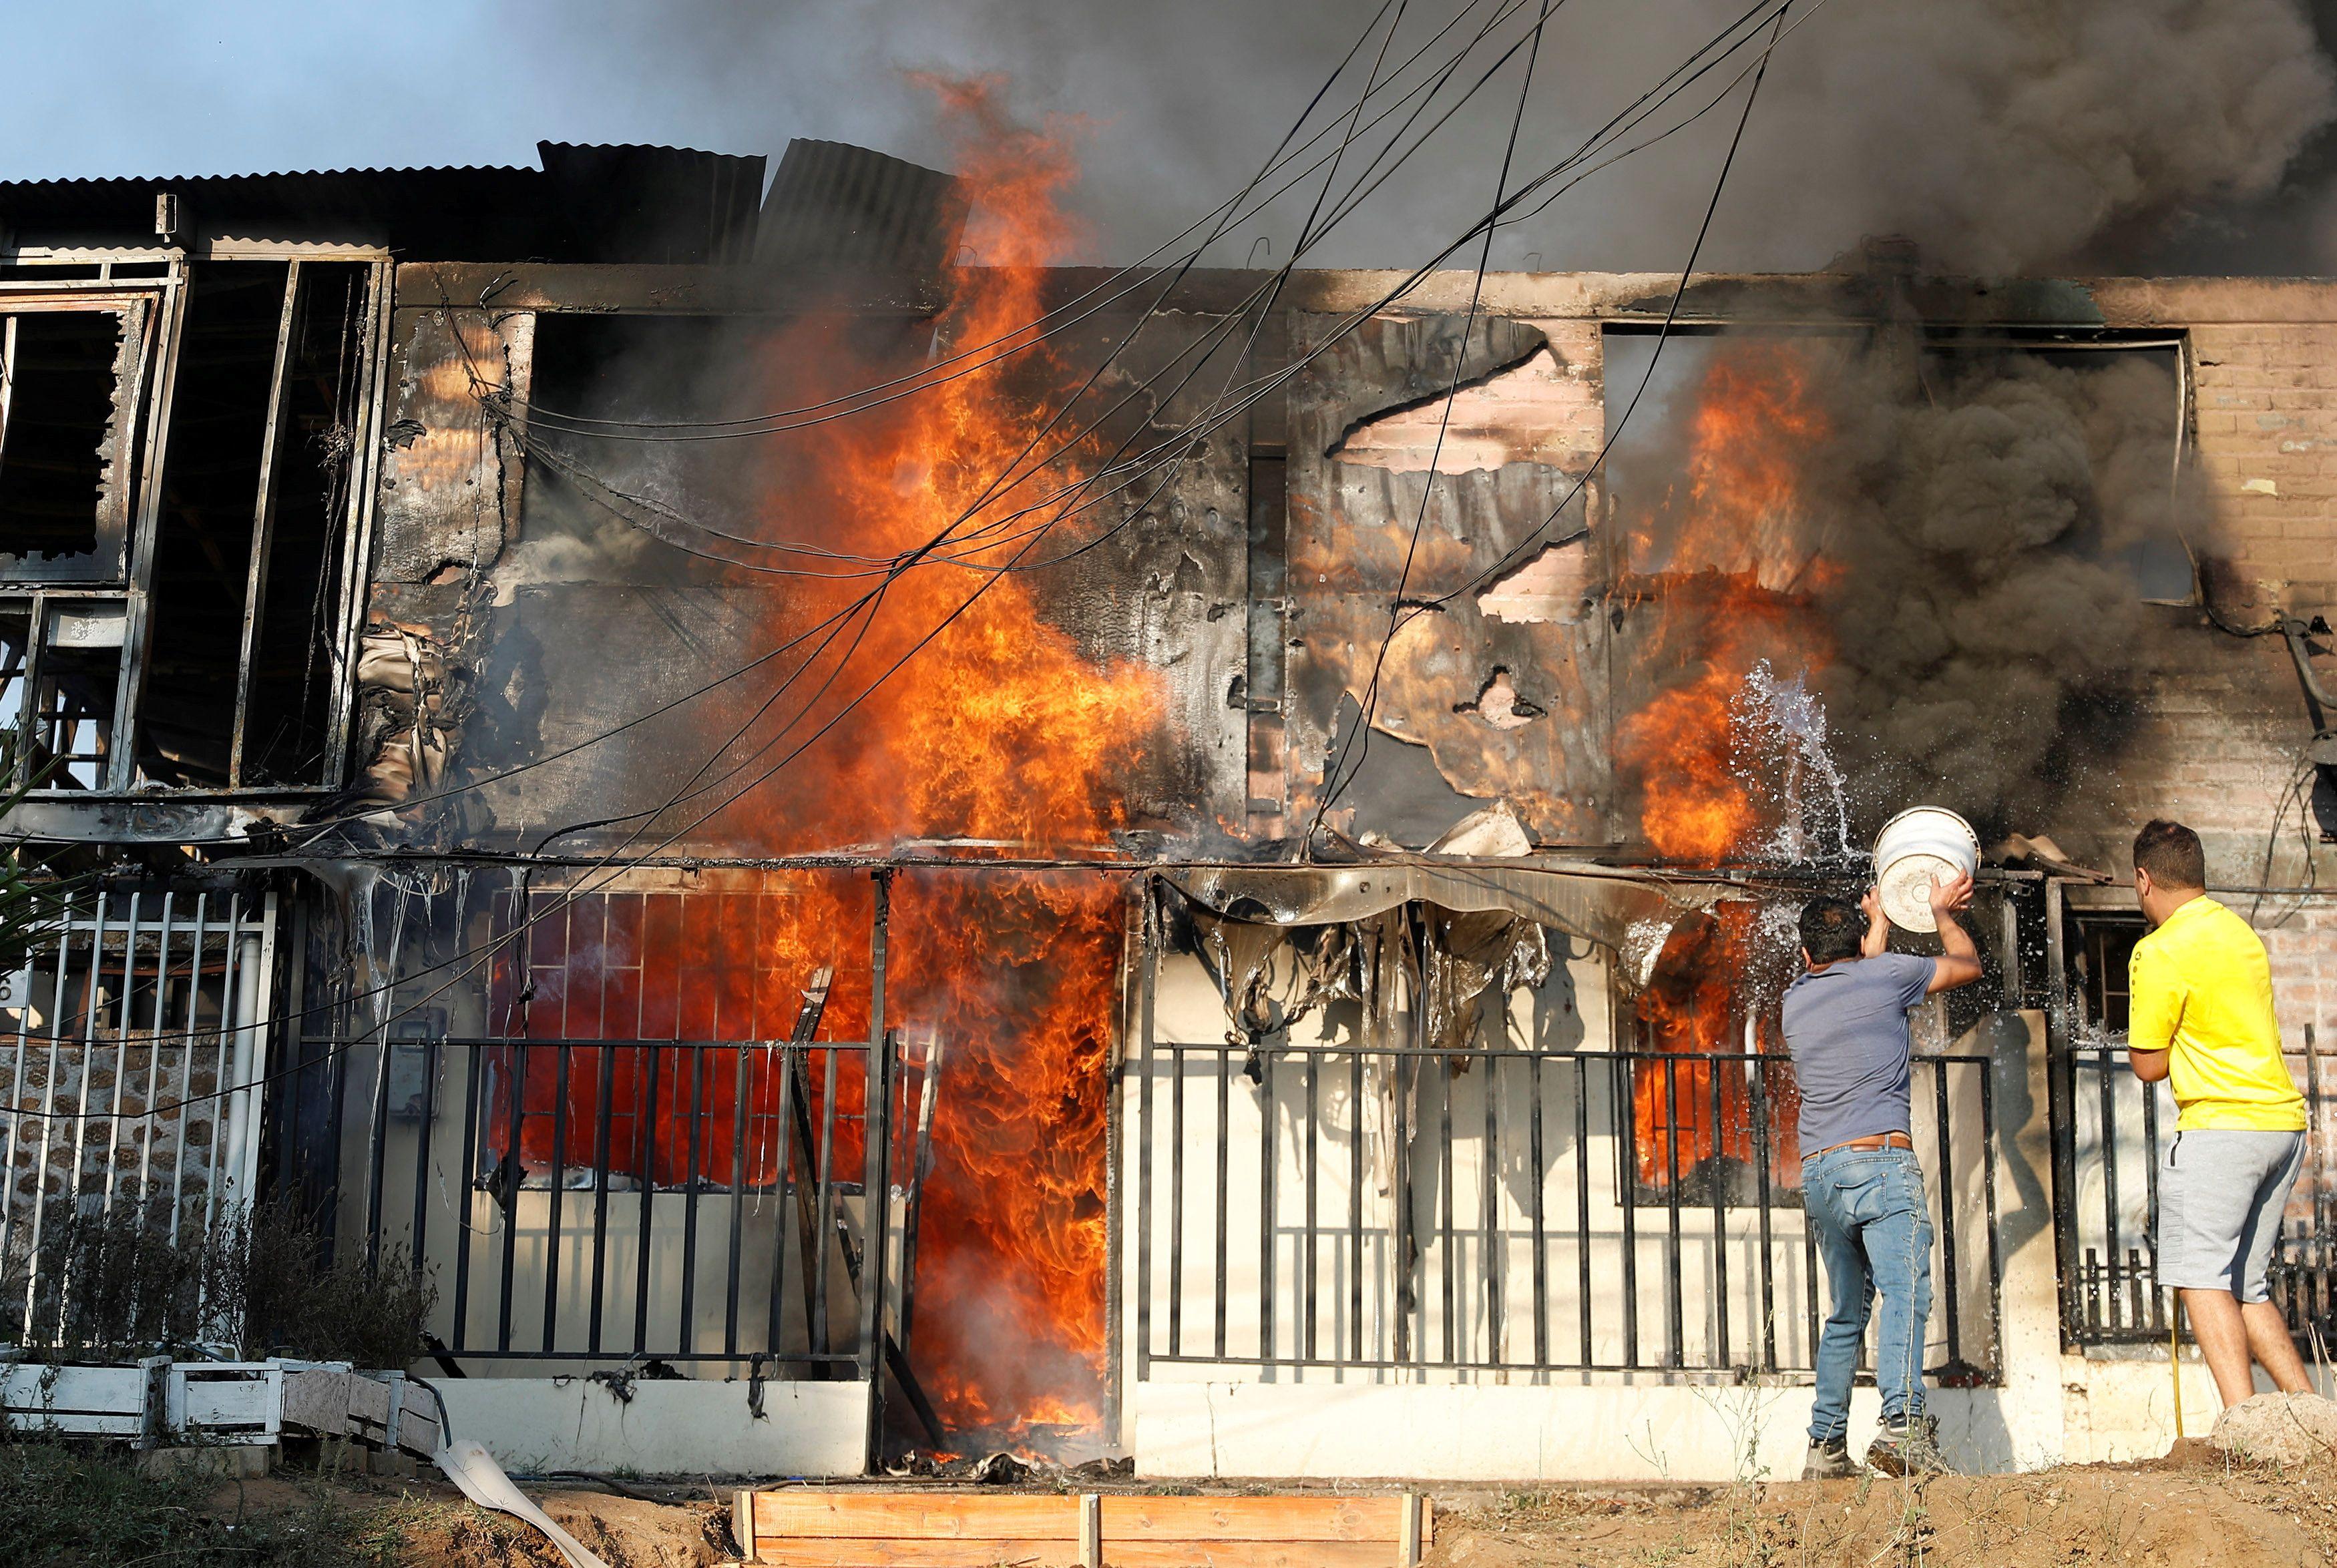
[0,1438,388,1567]
[0,1197,435,1368]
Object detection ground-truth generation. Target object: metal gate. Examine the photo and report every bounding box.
[0,886,278,1336]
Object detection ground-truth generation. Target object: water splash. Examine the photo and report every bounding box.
[1731,660,1852,864]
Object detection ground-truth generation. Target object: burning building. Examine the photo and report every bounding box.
[0,132,2330,1483]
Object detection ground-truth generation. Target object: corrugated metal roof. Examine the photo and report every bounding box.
[0,144,767,265]
[758,140,967,272]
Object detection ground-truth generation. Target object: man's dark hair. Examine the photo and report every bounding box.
[2133,818,2206,890]
[1799,895,1865,966]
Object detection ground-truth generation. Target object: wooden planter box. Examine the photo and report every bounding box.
[730,1489,1430,1568]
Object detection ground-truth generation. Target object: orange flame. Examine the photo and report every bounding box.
[1618,340,1835,862]
[498,79,1149,1456]
[1617,340,1836,1181]
[728,77,1146,1450]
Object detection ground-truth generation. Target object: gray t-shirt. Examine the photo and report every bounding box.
[1780,952,1936,1153]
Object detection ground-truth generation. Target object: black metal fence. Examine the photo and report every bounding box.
[315,1022,945,1389]
[1132,1031,2004,1382]
[2056,1037,2337,1350]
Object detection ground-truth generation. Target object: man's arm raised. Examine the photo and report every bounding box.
[1926,868,1986,995]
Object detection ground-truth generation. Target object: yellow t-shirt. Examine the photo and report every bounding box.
[2127,895,2305,1131]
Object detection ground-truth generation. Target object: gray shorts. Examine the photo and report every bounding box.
[2157,1128,2309,1302]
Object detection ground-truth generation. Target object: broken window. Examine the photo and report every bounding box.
[0,256,381,798]
[481,882,877,1189]
[137,260,377,788]
[1623,906,1803,1204]
[0,302,144,581]
[2068,910,2146,1040]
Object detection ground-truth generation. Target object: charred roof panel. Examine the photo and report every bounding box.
[756,138,968,272]
[0,144,767,262]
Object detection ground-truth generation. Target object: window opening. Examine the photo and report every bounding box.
[137,260,373,789]
[26,601,126,790]
[240,260,371,785]
[136,262,283,786]
[0,306,138,580]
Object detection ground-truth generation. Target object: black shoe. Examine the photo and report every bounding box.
[1866,1414,1949,1477]
[1802,1435,1860,1479]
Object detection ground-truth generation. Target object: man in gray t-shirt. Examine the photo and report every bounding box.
[1783,876,1982,1480]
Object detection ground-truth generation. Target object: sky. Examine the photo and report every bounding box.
[10,1,2337,278]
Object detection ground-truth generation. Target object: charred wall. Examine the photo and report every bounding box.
[358,268,2337,886]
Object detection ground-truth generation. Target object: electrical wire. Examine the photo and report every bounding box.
[1313,0,1559,844]
[1312,0,1795,846]
[0,0,1512,1098]
[2,0,1821,1119]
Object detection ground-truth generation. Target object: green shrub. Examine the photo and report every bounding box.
[0,1197,435,1368]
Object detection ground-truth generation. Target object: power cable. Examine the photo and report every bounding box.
[1311,0,1796,854]
[1,0,1817,1117]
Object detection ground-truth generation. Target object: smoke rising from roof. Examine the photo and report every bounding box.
[1621,334,2204,845]
[521,0,2337,276]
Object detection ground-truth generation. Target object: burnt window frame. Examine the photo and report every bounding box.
[0,294,149,583]
[0,249,392,796]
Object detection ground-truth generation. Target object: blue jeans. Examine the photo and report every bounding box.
[1804,1145,1934,1443]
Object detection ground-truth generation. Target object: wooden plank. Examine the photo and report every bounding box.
[1400,1495,1422,1567]
[751,1493,1083,1541]
[1098,1495,1406,1543]
[734,1492,758,1565]
[1078,1495,1100,1568]
[749,1539,1081,1567]
[1096,1541,1395,1568]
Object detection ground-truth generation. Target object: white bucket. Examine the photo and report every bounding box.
[1872,806,1980,933]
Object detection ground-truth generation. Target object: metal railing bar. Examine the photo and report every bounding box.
[132,891,173,1211]
[410,1037,439,1285]
[1135,899,1156,1379]
[495,1039,527,1354]
[1530,1053,1547,1368]
[1574,1055,1591,1368]
[542,1043,572,1352]
[1258,1047,1275,1364]
[99,890,139,1220]
[1168,1040,1185,1360]
[1618,1053,1638,1368]
[1709,1060,1728,1367]
[1482,1050,1501,1366]
[449,1021,483,1353]
[1213,1041,1229,1363]
[1439,1053,1455,1366]
[165,893,207,1247]
[813,1044,837,1356]
[632,1045,663,1357]
[1980,1051,2004,1366]
[587,1041,617,1354]
[1931,1064,1960,1362]
[678,1044,705,1354]
[1753,1059,1776,1372]
[1303,1049,1319,1364]
[725,1041,750,1356]
[1663,1057,1683,1369]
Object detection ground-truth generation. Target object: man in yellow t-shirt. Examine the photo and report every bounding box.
[2125,818,2312,1410]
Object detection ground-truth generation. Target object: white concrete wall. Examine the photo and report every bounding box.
[437,1376,868,1477]
[1122,989,2171,1480]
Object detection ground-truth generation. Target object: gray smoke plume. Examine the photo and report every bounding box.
[510,0,2337,275]
[1621,334,2207,841]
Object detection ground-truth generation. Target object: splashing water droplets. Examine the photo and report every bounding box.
[1729,660,1854,866]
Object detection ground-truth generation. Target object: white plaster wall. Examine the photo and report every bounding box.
[437,1376,868,1477]
[1122,995,2101,1481]
[1128,945,1998,1387]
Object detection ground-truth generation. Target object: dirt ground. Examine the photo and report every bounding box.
[1423,1445,2337,1568]
[190,1445,2337,1568]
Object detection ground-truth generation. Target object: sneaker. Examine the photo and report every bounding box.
[1866,1414,1949,1477]
[1802,1435,1860,1479]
